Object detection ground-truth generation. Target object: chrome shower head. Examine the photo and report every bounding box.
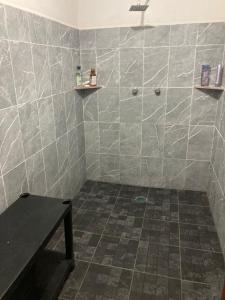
[129,4,149,11]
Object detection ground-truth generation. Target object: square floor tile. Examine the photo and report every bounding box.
[135,242,180,278]
[119,185,149,199]
[76,264,132,300]
[182,280,221,300]
[78,193,117,213]
[113,197,146,218]
[47,225,63,250]
[130,272,181,300]
[145,199,179,222]
[149,188,178,203]
[58,260,89,300]
[181,248,225,284]
[179,190,209,206]
[74,209,110,234]
[91,181,121,196]
[80,180,96,193]
[180,223,221,252]
[179,205,214,226]
[141,219,179,246]
[72,197,85,210]
[104,215,143,240]
[92,235,139,269]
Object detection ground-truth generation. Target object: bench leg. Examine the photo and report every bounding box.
[63,204,74,262]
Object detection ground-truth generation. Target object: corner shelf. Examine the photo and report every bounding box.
[75,85,102,91]
[195,85,225,91]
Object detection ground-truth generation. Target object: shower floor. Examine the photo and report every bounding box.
[50,181,225,300]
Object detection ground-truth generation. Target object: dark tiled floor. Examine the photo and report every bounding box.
[56,181,225,300]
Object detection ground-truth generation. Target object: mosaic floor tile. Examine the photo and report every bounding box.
[182,280,221,300]
[76,263,132,300]
[145,199,179,222]
[78,193,117,213]
[80,180,96,193]
[91,181,121,196]
[113,197,146,218]
[104,215,143,240]
[119,184,149,199]
[130,272,181,300]
[181,248,225,284]
[179,190,209,206]
[179,205,214,225]
[141,219,179,246]
[180,223,221,252]
[149,187,178,203]
[135,241,180,278]
[74,209,110,234]
[93,235,139,269]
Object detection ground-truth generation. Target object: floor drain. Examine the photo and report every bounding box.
[134,196,147,203]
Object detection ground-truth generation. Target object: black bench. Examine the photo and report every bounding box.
[0,193,74,300]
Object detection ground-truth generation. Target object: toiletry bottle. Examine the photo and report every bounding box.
[90,68,97,86]
[76,66,82,86]
[215,64,223,87]
[201,64,211,86]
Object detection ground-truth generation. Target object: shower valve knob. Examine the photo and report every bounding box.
[155,88,161,96]
[132,88,139,96]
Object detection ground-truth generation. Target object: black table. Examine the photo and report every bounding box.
[0,193,74,300]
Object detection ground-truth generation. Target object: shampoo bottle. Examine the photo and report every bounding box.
[90,68,97,86]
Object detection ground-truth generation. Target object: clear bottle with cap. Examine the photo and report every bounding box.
[76,65,82,86]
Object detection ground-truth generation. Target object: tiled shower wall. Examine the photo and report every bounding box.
[80,23,225,190]
[0,3,86,214]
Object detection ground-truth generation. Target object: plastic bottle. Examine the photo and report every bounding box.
[76,66,82,86]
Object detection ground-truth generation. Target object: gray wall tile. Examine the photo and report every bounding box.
[98,88,119,122]
[68,127,79,166]
[142,123,164,158]
[80,29,96,49]
[65,91,76,130]
[84,121,100,153]
[48,46,63,94]
[53,94,67,138]
[120,156,141,186]
[144,25,170,47]
[163,158,186,189]
[170,24,197,46]
[86,153,100,180]
[83,91,98,121]
[28,13,47,44]
[77,123,85,158]
[120,88,142,123]
[0,176,7,213]
[140,157,163,187]
[62,48,74,91]
[96,28,120,49]
[120,27,144,48]
[57,133,69,177]
[198,23,225,45]
[43,142,59,190]
[100,154,120,183]
[99,123,119,154]
[80,49,96,82]
[185,160,210,191]
[120,123,142,155]
[0,5,7,39]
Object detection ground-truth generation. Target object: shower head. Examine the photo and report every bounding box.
[129,4,149,11]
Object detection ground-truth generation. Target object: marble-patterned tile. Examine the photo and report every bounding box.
[72,49,80,71]
[53,94,67,138]
[75,93,84,126]
[179,204,214,226]
[0,107,24,175]
[5,5,30,42]
[197,22,225,45]
[84,121,100,153]
[99,123,119,155]
[68,127,79,167]
[135,242,180,278]
[144,25,170,47]
[187,126,214,160]
[79,29,96,49]
[61,48,73,91]
[120,48,143,87]
[141,219,179,246]
[80,180,96,194]
[98,88,119,122]
[96,27,120,49]
[26,150,46,196]
[168,46,195,87]
[0,5,7,39]
[191,89,219,125]
[77,123,85,159]
[32,44,51,98]
[43,142,59,190]
[164,125,189,159]
[130,272,181,300]
[166,88,192,125]
[80,49,96,83]
[120,26,144,48]
[0,40,16,109]
[194,45,224,85]
[104,215,143,240]
[0,176,7,214]
[65,91,76,131]
[140,157,163,187]
[57,134,69,177]
[119,184,148,199]
[46,180,62,199]
[163,158,186,190]
[93,235,138,269]
[90,181,120,197]
[83,91,98,121]
[19,101,41,158]
[180,223,222,252]
[100,154,120,183]
[170,24,198,46]
[78,192,117,213]
[181,248,225,284]
[120,156,141,186]
[113,197,146,218]
[179,190,209,206]
[3,162,28,206]
[182,280,221,300]
[120,123,142,155]
[142,123,164,157]
[97,49,119,87]
[76,264,132,300]
[145,198,179,222]
[45,19,60,47]
[48,46,63,94]
[144,47,169,87]
[142,88,167,124]
[37,96,56,148]
[28,13,47,44]
[86,153,100,181]
[185,160,210,191]
[148,187,178,203]
[60,24,76,48]
[10,41,36,104]
[58,261,89,300]
[120,88,142,123]
[74,209,109,234]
